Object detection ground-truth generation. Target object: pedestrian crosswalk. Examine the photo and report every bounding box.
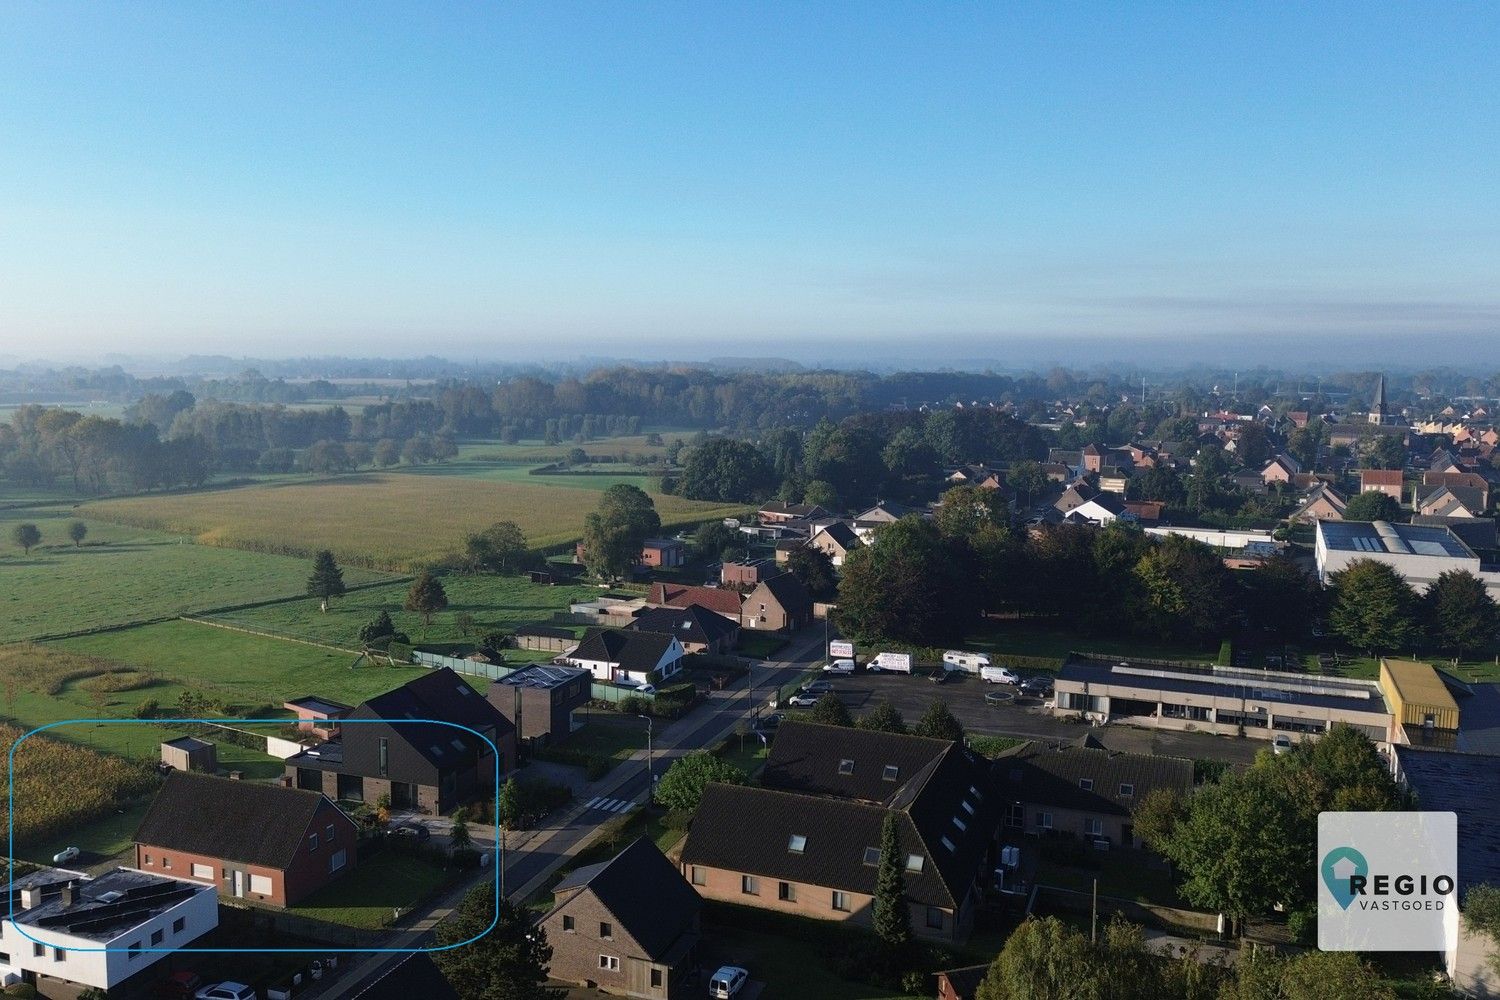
[584,796,637,814]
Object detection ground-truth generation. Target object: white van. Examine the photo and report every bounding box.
[709,966,749,999]
[822,658,856,674]
[981,665,1019,685]
[870,651,913,674]
[942,650,991,674]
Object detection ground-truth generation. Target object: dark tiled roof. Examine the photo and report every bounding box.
[938,965,990,1000]
[631,604,738,647]
[548,837,701,960]
[359,666,515,765]
[353,954,460,1000]
[762,722,951,805]
[647,583,744,617]
[813,521,862,550]
[514,623,577,640]
[572,627,679,673]
[1395,747,1500,896]
[134,772,346,869]
[994,740,1193,818]
[753,572,812,614]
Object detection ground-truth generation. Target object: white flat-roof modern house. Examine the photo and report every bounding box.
[1314,519,1500,600]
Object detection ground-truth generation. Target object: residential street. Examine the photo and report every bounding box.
[314,625,829,999]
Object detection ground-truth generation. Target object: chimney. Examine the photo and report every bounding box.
[20,887,39,910]
[60,884,75,907]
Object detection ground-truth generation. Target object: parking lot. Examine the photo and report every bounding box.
[814,670,1264,766]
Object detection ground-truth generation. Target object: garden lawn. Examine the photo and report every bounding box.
[292,850,454,929]
[214,573,603,649]
[0,505,392,642]
[47,619,437,708]
[23,798,154,866]
[82,473,748,569]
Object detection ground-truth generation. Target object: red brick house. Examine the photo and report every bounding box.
[1359,468,1405,501]
[134,771,357,907]
[645,582,743,621]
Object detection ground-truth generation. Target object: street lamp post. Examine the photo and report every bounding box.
[637,714,653,795]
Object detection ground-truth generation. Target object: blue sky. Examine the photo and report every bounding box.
[1,3,1496,363]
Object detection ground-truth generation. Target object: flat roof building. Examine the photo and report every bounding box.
[486,664,590,744]
[1315,519,1500,600]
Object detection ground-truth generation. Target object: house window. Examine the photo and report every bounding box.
[651,968,663,989]
[741,875,759,896]
[379,737,389,778]
[831,891,850,912]
[862,846,880,865]
[562,915,575,933]
[1037,812,1053,829]
[191,863,214,880]
[926,907,945,930]
[308,833,319,851]
[600,922,613,940]
[161,856,172,870]
[882,765,899,781]
[1079,778,1094,791]
[327,823,336,841]
[691,866,706,886]
[173,917,186,934]
[330,848,347,873]
[0,953,7,964]
[129,941,141,960]
[250,874,273,895]
[1119,783,1135,797]
[838,759,854,775]
[788,834,807,854]
[1085,818,1104,837]
[905,854,924,873]
[151,930,163,946]
[778,881,796,902]
[599,955,620,972]
[53,948,66,962]
[32,943,43,958]
[143,852,152,866]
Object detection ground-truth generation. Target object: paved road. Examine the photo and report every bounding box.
[319,625,829,999]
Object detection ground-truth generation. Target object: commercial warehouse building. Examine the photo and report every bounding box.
[1051,655,1462,745]
[1314,519,1500,600]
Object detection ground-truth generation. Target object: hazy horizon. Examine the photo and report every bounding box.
[2,5,1496,362]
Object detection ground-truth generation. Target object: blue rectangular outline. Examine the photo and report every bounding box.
[7,717,501,954]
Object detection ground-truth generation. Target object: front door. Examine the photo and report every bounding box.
[232,870,245,898]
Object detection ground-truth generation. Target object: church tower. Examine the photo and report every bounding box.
[1368,374,1388,425]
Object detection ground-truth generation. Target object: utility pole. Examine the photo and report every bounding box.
[637,714,653,795]
[1091,877,1099,944]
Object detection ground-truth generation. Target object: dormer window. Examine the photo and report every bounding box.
[882,765,899,782]
[1119,783,1135,797]
[863,847,880,865]
[838,759,855,775]
[1079,778,1094,791]
[788,834,807,854]
[905,854,924,872]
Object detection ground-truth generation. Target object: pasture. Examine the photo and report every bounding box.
[390,460,661,490]
[1,723,161,849]
[456,432,681,463]
[0,505,392,643]
[82,472,748,568]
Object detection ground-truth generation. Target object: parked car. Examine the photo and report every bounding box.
[753,712,784,734]
[196,984,257,1000]
[822,658,856,674]
[786,690,821,708]
[390,823,431,841]
[636,683,657,695]
[1019,676,1054,697]
[1271,734,1293,755]
[709,966,750,999]
[51,846,80,865]
[980,666,1019,685]
[929,668,952,684]
[157,971,204,1000]
[803,679,833,695]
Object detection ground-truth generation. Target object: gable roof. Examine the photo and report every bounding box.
[646,582,743,617]
[762,722,953,806]
[134,771,348,869]
[358,667,515,766]
[1359,468,1404,487]
[811,521,862,550]
[353,954,460,1000]
[995,739,1194,817]
[571,627,679,672]
[631,604,738,647]
[547,837,701,960]
[751,572,812,613]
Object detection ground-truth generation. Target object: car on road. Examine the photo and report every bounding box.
[709,966,750,999]
[52,846,80,865]
[822,658,856,674]
[195,983,256,1000]
[786,690,821,707]
[1019,676,1054,698]
[1271,734,1293,755]
[390,823,431,841]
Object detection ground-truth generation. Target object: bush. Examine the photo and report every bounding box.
[968,735,1023,758]
[661,808,694,831]
[5,983,40,998]
[619,694,649,715]
[132,698,159,719]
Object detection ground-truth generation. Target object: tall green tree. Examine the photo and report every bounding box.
[1342,489,1402,522]
[858,699,907,734]
[655,751,746,812]
[498,777,522,830]
[67,520,87,547]
[1424,569,1499,658]
[11,523,41,554]
[809,692,853,727]
[1220,950,1395,1000]
[433,885,558,1000]
[872,812,911,947]
[580,484,661,580]
[692,520,739,561]
[1328,558,1421,654]
[1132,534,1234,642]
[933,484,1007,540]
[913,699,964,743]
[678,438,774,502]
[976,916,1106,1000]
[1240,555,1322,643]
[463,520,529,574]
[1006,461,1050,510]
[836,516,971,644]
[784,545,838,601]
[306,549,346,610]
[404,570,450,625]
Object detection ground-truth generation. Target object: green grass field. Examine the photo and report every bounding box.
[82,472,747,569]
[389,460,663,491]
[961,619,1222,668]
[457,433,680,463]
[0,505,393,643]
[213,573,603,648]
[292,849,455,928]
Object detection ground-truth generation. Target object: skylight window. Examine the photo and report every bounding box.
[940,836,956,852]
[838,759,855,775]
[788,834,807,854]
[863,847,880,865]
[961,799,975,815]
[456,685,472,696]
[968,785,983,801]
[905,854,924,872]
[430,745,443,756]
[882,765,899,781]
[450,738,465,751]
[1079,778,1094,791]
[1119,783,1135,797]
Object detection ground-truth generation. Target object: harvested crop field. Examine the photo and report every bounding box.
[83,473,748,569]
